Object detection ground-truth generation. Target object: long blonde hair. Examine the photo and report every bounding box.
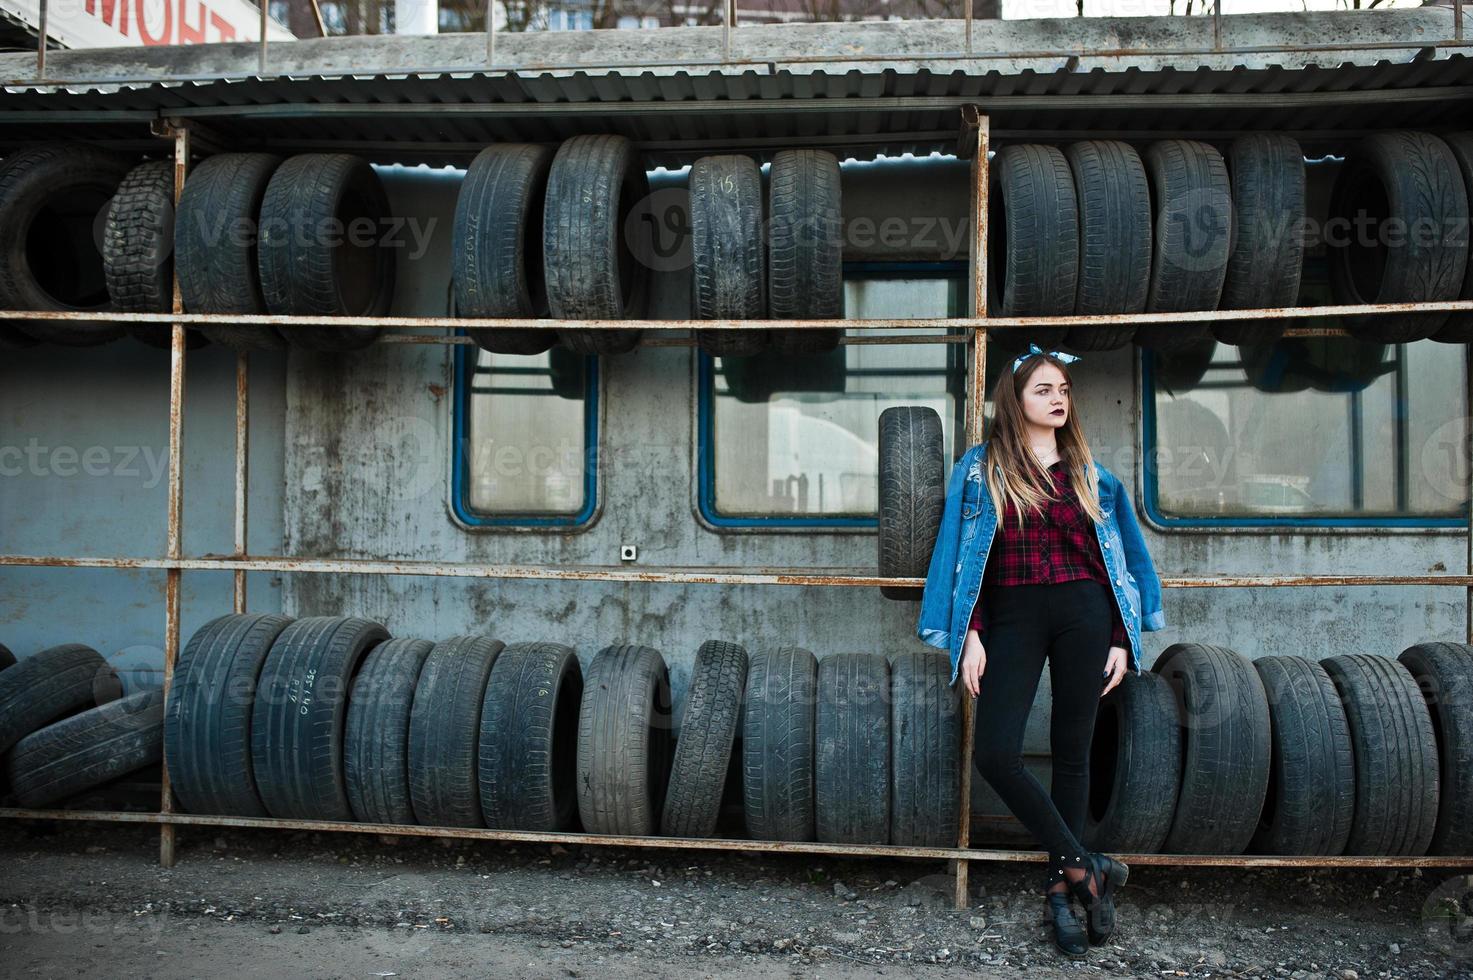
[982,352,1105,531]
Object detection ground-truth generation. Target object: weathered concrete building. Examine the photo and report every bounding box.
[1,8,1469,835]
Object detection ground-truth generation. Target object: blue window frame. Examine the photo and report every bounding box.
[451,339,599,528]
[1141,334,1469,529]
[696,261,968,529]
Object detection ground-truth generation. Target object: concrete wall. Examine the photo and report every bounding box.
[0,341,288,690]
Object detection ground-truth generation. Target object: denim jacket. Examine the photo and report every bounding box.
[915,441,1167,688]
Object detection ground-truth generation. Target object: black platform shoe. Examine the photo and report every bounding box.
[1068,851,1129,945]
[1045,890,1088,957]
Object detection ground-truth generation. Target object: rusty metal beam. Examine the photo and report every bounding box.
[387,328,1359,347]
[2,301,1471,332]
[384,333,969,348]
[0,808,1466,870]
[1,555,1471,587]
[2,553,1472,589]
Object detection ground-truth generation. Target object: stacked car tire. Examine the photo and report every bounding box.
[0,145,400,351]
[0,643,162,809]
[5,617,1465,861]
[164,614,585,831]
[154,613,964,846]
[3,132,1469,352]
[453,140,846,358]
[993,129,1473,352]
[1080,641,1471,858]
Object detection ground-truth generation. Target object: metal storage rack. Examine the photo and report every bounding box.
[3,13,1473,912]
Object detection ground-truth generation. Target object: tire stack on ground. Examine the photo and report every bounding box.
[14,612,1460,861]
[164,614,586,831]
[660,640,745,838]
[1080,641,1472,858]
[158,613,964,848]
[739,646,960,846]
[0,643,162,808]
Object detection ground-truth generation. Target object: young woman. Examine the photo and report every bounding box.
[914,343,1168,957]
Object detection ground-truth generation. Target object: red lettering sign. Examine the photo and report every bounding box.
[135,0,174,44]
[209,9,236,41]
[176,0,206,43]
[86,0,133,35]
[86,0,251,44]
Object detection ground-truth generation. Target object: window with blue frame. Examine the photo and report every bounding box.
[1142,318,1468,528]
[452,342,598,527]
[697,262,968,528]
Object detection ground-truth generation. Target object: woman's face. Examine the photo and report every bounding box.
[1020,361,1069,431]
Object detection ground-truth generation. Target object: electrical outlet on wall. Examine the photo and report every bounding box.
[620,544,637,562]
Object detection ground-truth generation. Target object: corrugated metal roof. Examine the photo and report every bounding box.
[0,12,1468,166]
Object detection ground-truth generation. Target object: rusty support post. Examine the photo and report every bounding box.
[1212,0,1223,52]
[159,122,190,870]
[964,0,974,58]
[951,108,988,912]
[1457,0,1465,43]
[234,352,249,614]
[34,0,46,80]
[486,0,496,67]
[722,0,733,63]
[258,0,269,76]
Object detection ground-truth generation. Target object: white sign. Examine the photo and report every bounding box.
[0,0,295,48]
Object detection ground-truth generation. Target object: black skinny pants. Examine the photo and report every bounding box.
[970,577,1114,893]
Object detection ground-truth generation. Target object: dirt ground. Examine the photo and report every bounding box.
[0,821,1470,980]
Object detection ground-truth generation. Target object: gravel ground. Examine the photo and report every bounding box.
[0,821,1469,979]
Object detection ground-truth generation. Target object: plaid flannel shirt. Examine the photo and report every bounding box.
[967,459,1129,650]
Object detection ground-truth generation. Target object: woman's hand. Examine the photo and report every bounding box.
[1101,646,1127,697]
[961,629,987,698]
